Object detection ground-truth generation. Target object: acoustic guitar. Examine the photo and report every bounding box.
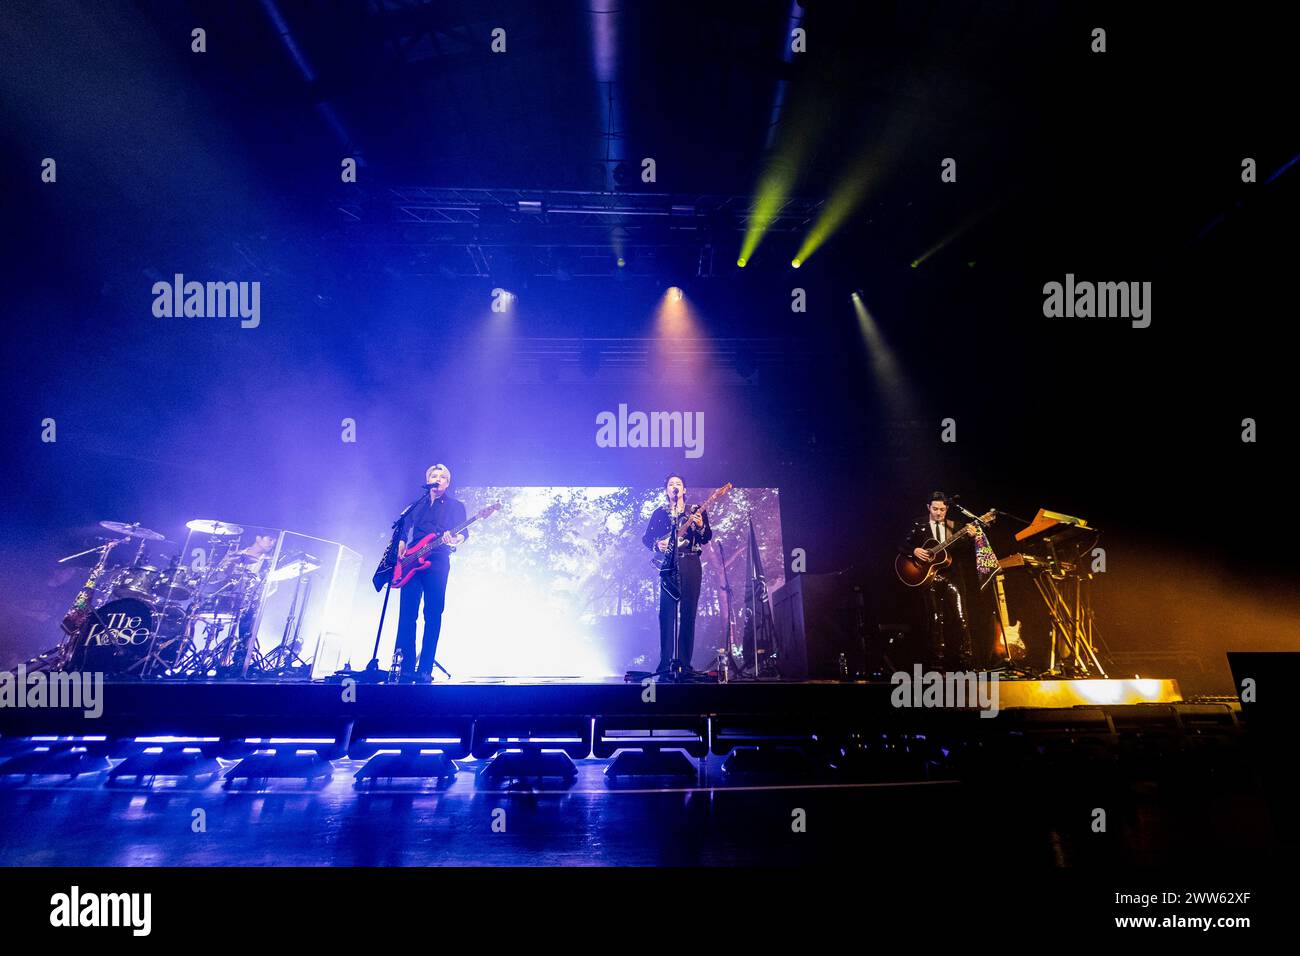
[894,510,996,587]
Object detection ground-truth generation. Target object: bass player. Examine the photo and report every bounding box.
[393,463,468,682]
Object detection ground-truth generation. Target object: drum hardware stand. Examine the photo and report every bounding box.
[51,536,128,671]
[140,533,226,678]
[263,562,313,676]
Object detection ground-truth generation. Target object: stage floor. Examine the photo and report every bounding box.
[0,748,1273,868]
[0,673,1268,868]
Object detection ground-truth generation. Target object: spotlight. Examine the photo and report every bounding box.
[736,257,747,268]
[849,289,863,302]
[791,258,802,269]
[617,256,626,268]
[667,286,683,302]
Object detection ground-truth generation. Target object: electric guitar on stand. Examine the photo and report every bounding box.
[990,571,1026,662]
[379,502,501,588]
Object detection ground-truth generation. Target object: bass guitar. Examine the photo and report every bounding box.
[382,502,501,588]
[651,482,733,569]
[894,510,996,587]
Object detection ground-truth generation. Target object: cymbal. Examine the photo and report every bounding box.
[99,521,166,541]
[186,519,244,536]
[266,559,322,583]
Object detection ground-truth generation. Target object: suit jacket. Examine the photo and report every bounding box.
[897,517,960,557]
[643,503,713,555]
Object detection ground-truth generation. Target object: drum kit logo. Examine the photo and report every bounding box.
[84,610,153,648]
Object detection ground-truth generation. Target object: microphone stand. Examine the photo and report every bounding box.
[954,499,1026,674]
[340,489,427,683]
[658,498,686,682]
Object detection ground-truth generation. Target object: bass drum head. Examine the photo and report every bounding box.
[73,598,156,675]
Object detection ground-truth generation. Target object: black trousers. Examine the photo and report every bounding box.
[657,552,702,672]
[922,573,973,670]
[395,558,451,675]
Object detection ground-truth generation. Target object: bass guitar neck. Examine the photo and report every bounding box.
[386,501,502,588]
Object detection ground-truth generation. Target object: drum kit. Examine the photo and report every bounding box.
[41,518,321,680]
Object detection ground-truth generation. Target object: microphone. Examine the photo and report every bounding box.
[423,481,442,490]
[952,500,987,527]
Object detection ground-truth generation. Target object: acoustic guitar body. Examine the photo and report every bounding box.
[894,539,952,587]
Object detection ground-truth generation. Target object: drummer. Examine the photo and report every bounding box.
[232,533,276,574]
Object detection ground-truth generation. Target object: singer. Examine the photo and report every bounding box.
[393,463,468,682]
[642,474,713,674]
[897,491,974,670]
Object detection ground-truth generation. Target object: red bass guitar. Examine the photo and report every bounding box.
[389,502,501,587]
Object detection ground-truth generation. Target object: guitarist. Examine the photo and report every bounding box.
[642,474,713,675]
[393,464,468,682]
[897,491,974,671]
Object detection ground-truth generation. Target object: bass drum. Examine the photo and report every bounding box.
[70,598,157,674]
[69,599,190,675]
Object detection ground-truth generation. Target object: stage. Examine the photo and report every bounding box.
[0,674,1186,741]
[0,674,1267,869]
[2,0,1295,923]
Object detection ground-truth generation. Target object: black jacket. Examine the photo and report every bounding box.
[400,494,469,552]
[643,503,713,555]
[897,517,960,557]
